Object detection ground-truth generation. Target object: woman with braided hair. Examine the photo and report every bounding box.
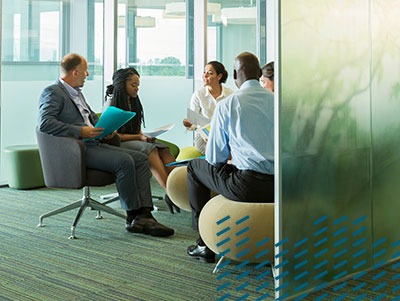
[104,67,179,213]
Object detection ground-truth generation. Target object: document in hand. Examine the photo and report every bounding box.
[93,106,136,139]
[143,123,175,137]
[196,124,210,142]
[187,108,210,127]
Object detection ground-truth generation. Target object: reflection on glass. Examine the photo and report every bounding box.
[207,0,257,88]
[40,11,59,61]
[2,0,61,62]
[117,1,186,76]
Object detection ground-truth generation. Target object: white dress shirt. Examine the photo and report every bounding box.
[60,78,94,127]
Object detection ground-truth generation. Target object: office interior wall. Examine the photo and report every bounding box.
[278,0,400,298]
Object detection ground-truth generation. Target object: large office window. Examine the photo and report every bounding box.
[114,0,193,148]
[206,0,263,88]
[113,0,265,147]
[0,0,267,184]
[0,0,105,184]
[117,3,187,76]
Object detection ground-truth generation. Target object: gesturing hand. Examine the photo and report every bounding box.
[183,118,192,128]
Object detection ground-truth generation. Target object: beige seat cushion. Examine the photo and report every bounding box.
[166,166,217,212]
[199,195,274,264]
[166,166,191,211]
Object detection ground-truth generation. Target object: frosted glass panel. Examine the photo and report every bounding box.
[280,0,372,297]
[371,0,400,260]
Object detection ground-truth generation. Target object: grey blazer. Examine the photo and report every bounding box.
[38,79,99,138]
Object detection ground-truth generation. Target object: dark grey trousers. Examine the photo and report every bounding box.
[85,141,153,211]
[187,158,274,231]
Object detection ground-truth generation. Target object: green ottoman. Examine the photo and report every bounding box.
[156,138,180,158]
[3,145,45,189]
[176,146,203,161]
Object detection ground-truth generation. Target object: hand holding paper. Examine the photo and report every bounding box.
[187,108,210,127]
[81,126,105,139]
[196,124,210,142]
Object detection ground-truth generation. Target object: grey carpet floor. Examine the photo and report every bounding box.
[0,180,274,301]
[0,180,399,300]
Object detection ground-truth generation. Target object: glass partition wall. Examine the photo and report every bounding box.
[277,1,400,298]
[0,0,267,195]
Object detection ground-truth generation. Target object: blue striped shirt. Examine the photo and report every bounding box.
[60,78,94,127]
[205,80,274,175]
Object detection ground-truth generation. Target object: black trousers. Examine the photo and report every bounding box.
[187,159,274,231]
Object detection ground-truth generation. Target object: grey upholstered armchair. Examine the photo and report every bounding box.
[36,127,125,239]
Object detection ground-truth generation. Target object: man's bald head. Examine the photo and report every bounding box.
[233,52,262,88]
[60,53,85,76]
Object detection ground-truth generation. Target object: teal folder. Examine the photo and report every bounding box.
[93,106,136,139]
[166,156,205,167]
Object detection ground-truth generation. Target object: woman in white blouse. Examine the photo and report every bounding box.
[182,61,233,154]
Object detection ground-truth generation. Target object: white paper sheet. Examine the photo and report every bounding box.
[143,123,175,137]
[187,108,210,127]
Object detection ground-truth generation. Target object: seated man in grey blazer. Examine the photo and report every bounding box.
[38,52,174,237]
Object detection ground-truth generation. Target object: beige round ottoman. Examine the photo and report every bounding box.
[199,195,274,264]
[166,166,191,211]
[166,166,218,212]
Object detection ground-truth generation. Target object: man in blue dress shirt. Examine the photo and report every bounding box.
[186,52,274,263]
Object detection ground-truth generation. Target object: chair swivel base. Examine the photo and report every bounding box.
[37,187,124,239]
[212,255,275,279]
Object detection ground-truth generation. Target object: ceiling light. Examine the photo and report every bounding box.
[218,7,257,25]
[164,2,221,19]
[135,16,156,28]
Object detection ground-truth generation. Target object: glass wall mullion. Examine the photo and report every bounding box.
[61,1,70,55]
[186,0,194,79]
[257,0,267,64]
[127,0,137,66]
[87,0,95,79]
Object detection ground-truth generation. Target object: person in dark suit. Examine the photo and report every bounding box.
[38,53,174,237]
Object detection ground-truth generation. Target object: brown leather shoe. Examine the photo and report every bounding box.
[187,244,215,263]
[126,216,174,237]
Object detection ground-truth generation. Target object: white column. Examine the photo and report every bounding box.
[193,0,207,90]
[103,0,117,87]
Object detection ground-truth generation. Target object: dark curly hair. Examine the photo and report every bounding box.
[105,67,145,134]
[207,61,228,84]
[261,61,274,81]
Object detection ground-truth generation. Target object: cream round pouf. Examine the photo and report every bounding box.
[199,195,275,264]
[166,166,192,211]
